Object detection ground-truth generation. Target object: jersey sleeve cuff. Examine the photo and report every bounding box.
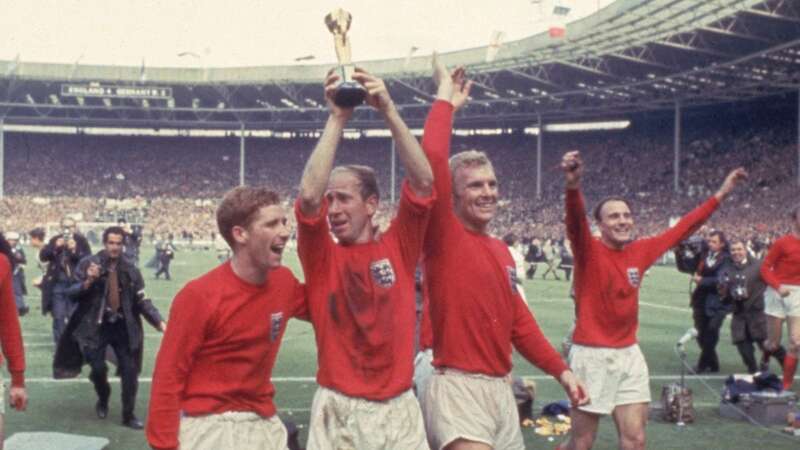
[10,370,24,388]
[294,197,328,227]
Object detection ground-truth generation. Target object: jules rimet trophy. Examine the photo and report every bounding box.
[324,8,366,107]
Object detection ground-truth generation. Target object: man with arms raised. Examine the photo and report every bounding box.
[147,186,306,450]
[420,56,588,450]
[761,205,800,390]
[296,68,434,449]
[559,150,746,450]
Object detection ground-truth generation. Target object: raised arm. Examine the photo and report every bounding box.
[421,55,473,252]
[352,69,432,197]
[640,168,747,264]
[561,151,593,264]
[297,70,353,217]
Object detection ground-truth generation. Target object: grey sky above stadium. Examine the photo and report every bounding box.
[0,0,614,68]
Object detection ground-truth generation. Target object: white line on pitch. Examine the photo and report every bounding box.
[638,301,687,312]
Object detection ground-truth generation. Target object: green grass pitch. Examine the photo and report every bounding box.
[6,246,799,449]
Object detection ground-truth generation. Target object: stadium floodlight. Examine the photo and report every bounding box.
[544,120,631,132]
[343,129,362,140]
[25,94,34,104]
[103,98,112,107]
[192,98,200,109]
[49,94,60,105]
[364,129,392,138]
[217,101,225,109]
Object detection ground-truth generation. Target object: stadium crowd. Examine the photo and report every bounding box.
[1,118,795,244]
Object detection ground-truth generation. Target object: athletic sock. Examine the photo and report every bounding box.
[783,353,798,390]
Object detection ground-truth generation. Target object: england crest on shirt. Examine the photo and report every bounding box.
[370,258,396,288]
[627,267,641,288]
[507,266,519,294]
[270,312,284,342]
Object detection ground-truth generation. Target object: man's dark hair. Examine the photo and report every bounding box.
[29,227,45,241]
[217,186,282,248]
[103,226,126,243]
[729,238,746,248]
[117,218,127,224]
[331,165,380,202]
[593,196,632,222]
[708,230,728,250]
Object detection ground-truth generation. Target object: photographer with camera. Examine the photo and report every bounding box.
[53,226,165,429]
[117,218,143,265]
[39,217,91,344]
[154,237,176,281]
[719,239,785,374]
[691,230,731,374]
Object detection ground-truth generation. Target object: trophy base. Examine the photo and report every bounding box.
[334,65,366,108]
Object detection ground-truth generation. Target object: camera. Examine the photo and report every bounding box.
[84,255,109,280]
[719,272,748,301]
[675,236,706,274]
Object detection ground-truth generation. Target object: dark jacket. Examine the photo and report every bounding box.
[718,257,767,343]
[10,246,27,296]
[39,233,91,314]
[53,250,163,379]
[691,250,731,315]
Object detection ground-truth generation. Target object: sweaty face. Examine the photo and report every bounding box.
[708,235,723,253]
[598,200,634,249]
[326,171,376,245]
[730,242,747,264]
[241,205,290,271]
[453,164,498,232]
[104,233,124,259]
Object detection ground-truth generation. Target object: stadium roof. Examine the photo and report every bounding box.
[1,0,799,129]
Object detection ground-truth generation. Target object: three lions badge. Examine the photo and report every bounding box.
[370,258,396,288]
[627,267,641,288]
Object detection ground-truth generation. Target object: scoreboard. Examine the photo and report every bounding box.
[60,84,172,99]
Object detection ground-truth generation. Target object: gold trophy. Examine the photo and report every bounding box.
[325,8,366,107]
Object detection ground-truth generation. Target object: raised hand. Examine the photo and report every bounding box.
[351,69,394,112]
[714,167,748,201]
[450,66,472,112]
[323,68,354,121]
[561,150,584,189]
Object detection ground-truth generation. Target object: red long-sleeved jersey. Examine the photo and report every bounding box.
[295,181,433,400]
[421,100,567,379]
[0,257,25,387]
[760,234,800,290]
[566,189,719,347]
[146,263,306,450]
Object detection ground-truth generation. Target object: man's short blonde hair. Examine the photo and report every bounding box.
[448,150,494,182]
